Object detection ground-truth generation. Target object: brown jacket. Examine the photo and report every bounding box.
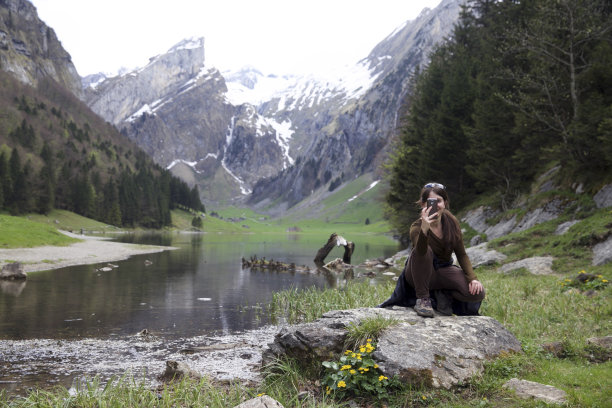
[409,214,477,282]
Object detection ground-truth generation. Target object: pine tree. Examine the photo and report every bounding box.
[102,179,122,226]
[0,152,9,210]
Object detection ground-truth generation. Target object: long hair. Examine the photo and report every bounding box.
[415,185,462,248]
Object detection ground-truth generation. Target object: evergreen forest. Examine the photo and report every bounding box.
[0,72,204,228]
[386,0,612,239]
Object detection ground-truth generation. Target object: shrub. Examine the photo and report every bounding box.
[322,339,400,399]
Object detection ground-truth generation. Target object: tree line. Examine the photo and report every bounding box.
[0,145,204,228]
[0,83,205,228]
[386,0,612,239]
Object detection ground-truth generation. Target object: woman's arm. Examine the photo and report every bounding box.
[454,238,477,282]
[409,219,428,255]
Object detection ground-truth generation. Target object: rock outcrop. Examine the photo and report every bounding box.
[594,183,612,208]
[465,243,507,267]
[233,395,284,408]
[503,378,567,404]
[500,257,555,275]
[0,262,26,280]
[592,235,612,266]
[264,307,522,389]
[0,0,82,96]
[462,201,565,242]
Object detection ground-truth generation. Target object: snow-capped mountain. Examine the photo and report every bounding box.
[82,0,464,208]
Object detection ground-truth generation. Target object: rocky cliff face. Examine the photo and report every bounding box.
[249,0,463,209]
[84,38,303,203]
[82,0,464,208]
[0,0,81,97]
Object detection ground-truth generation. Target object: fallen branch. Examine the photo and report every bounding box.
[314,233,355,265]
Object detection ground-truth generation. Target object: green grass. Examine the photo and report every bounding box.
[0,214,80,248]
[0,375,256,408]
[24,209,119,234]
[205,175,393,235]
[344,316,401,350]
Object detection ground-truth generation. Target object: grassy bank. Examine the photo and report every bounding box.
[0,213,80,248]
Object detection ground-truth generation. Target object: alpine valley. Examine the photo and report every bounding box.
[1,0,465,216]
[82,0,464,213]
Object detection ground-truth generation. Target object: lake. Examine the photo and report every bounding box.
[0,232,400,340]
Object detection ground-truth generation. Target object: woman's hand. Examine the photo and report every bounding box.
[420,206,438,226]
[469,280,484,295]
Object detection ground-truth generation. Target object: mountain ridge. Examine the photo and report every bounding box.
[78,0,464,211]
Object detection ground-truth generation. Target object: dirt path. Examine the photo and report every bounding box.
[0,231,177,272]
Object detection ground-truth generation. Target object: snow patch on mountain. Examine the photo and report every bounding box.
[268,118,294,168]
[347,180,380,202]
[167,159,200,173]
[223,59,379,109]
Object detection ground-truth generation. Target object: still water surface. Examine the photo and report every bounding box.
[0,232,399,340]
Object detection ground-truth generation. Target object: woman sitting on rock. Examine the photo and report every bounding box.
[380,182,485,317]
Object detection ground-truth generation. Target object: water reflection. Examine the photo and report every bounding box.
[0,280,26,296]
[0,233,399,340]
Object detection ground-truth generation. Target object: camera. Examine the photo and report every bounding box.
[426,198,439,217]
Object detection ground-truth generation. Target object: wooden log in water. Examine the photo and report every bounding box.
[314,233,355,265]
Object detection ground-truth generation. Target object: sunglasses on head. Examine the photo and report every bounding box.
[424,182,445,189]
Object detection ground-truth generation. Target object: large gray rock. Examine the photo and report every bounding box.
[161,360,201,381]
[594,183,612,208]
[512,200,563,233]
[503,378,567,404]
[233,395,284,408]
[486,215,518,240]
[500,257,554,275]
[264,307,522,389]
[466,243,507,267]
[555,220,579,235]
[0,262,26,280]
[592,235,612,266]
[462,206,501,237]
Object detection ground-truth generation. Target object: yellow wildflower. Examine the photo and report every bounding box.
[349,369,356,374]
[565,279,571,282]
[356,354,362,360]
[359,346,366,353]
[363,368,369,372]
[378,375,388,381]
[367,338,372,342]
[340,364,351,371]
[579,270,586,274]
[374,364,379,368]
[597,274,603,278]
[351,353,356,358]
[603,279,609,283]
[257,393,265,397]
[345,349,352,355]
[422,395,427,400]
[337,380,346,388]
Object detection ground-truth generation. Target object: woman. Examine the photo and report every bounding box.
[380,182,485,317]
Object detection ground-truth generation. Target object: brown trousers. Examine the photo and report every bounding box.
[404,247,485,302]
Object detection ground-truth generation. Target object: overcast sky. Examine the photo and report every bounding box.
[30,0,442,77]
